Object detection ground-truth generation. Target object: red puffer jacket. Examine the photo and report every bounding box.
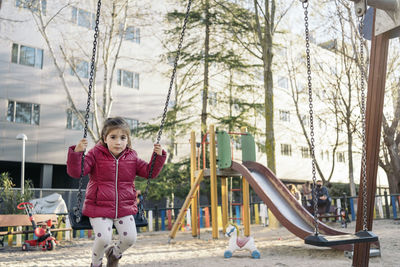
[67,142,166,219]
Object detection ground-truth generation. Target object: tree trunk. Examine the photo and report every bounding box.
[255,0,276,173]
[347,121,356,196]
[387,171,400,194]
[264,56,275,173]
[201,0,210,137]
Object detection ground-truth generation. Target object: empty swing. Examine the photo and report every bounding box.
[299,0,378,247]
[69,0,192,230]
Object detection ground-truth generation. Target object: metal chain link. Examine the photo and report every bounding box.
[141,0,192,203]
[302,0,319,235]
[74,0,102,223]
[358,15,368,231]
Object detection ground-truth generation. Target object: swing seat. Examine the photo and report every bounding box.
[304,230,378,247]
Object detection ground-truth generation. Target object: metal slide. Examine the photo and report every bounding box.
[231,160,379,251]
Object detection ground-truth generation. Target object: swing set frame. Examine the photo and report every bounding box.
[69,0,395,266]
[301,1,398,266]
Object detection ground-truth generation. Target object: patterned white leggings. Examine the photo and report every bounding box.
[89,215,137,266]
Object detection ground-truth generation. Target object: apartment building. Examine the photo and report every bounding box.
[0,1,170,189]
[0,0,388,192]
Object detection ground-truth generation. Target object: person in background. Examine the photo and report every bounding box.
[288,184,302,204]
[301,181,312,206]
[312,180,332,214]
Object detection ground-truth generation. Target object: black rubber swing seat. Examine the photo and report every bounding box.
[304,230,378,247]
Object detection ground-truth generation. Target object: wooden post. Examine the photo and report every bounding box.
[242,178,250,236]
[353,9,390,267]
[169,170,204,240]
[254,203,260,225]
[8,227,13,246]
[209,125,219,239]
[241,126,251,237]
[221,177,228,233]
[190,131,198,237]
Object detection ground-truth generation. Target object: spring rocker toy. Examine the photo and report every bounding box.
[17,202,57,251]
[224,223,260,259]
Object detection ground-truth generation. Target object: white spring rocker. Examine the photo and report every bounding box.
[224,223,260,259]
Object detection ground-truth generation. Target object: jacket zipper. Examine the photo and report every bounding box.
[109,149,129,219]
[110,152,119,219]
[115,159,119,219]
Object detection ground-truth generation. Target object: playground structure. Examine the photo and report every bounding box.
[169,125,253,240]
[168,125,381,252]
[55,0,398,266]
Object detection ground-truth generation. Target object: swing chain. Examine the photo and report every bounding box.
[358,15,368,231]
[75,0,102,223]
[302,0,319,235]
[141,0,192,203]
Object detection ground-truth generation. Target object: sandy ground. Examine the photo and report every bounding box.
[0,219,399,267]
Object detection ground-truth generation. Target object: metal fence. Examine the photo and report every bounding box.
[2,188,400,222]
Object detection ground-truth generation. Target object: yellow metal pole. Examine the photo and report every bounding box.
[209,125,219,239]
[190,131,198,237]
[169,170,204,241]
[221,177,228,233]
[241,126,251,236]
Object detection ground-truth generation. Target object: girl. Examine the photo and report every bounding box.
[288,184,302,204]
[67,117,166,267]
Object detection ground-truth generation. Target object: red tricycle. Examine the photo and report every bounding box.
[17,202,58,251]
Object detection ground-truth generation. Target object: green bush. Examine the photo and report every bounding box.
[327,182,354,197]
[135,159,191,201]
[0,172,34,214]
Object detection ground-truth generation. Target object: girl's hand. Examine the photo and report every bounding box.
[74,138,88,152]
[153,144,162,155]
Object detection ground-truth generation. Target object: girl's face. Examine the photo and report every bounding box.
[104,128,128,157]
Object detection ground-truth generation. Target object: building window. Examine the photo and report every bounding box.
[232,98,241,111]
[280,144,292,156]
[117,69,139,89]
[7,100,40,125]
[301,114,309,127]
[174,143,178,156]
[66,109,93,130]
[208,91,217,106]
[125,26,140,44]
[279,110,290,122]
[70,60,89,78]
[71,7,95,30]
[257,140,265,153]
[321,89,327,100]
[300,146,311,158]
[11,43,43,69]
[278,76,288,89]
[168,100,176,108]
[16,0,47,15]
[124,118,139,135]
[337,152,345,162]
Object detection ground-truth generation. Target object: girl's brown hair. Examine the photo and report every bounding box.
[100,117,132,148]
